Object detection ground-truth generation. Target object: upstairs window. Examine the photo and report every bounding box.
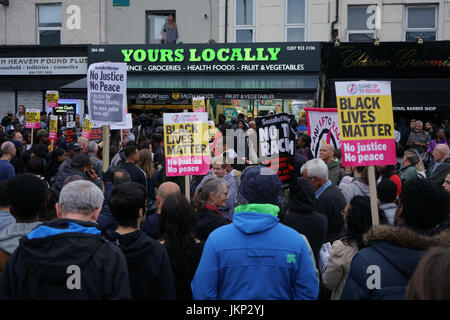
[405,6,437,41]
[235,0,254,43]
[38,3,62,45]
[347,5,376,42]
[286,0,306,41]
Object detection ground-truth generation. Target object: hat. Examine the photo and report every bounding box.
[36,129,49,137]
[71,154,90,168]
[237,165,282,205]
[66,142,81,152]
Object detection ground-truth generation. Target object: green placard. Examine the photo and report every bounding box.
[113,0,129,6]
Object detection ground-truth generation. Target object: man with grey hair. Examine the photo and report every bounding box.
[0,180,131,299]
[301,159,346,243]
[407,120,431,154]
[0,141,16,181]
[88,141,103,179]
[77,136,89,155]
[427,144,450,187]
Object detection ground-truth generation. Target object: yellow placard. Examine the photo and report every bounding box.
[46,91,59,103]
[164,122,209,157]
[208,121,216,140]
[25,110,40,123]
[192,97,206,112]
[82,117,92,133]
[49,117,58,132]
[337,95,395,141]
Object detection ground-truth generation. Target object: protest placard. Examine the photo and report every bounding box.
[87,62,127,125]
[90,124,104,143]
[65,128,77,143]
[305,107,341,159]
[163,112,210,177]
[192,97,206,112]
[25,109,40,129]
[66,111,75,128]
[256,113,296,186]
[81,116,92,139]
[110,113,133,130]
[46,91,59,109]
[335,81,396,167]
[49,115,58,140]
[336,80,396,227]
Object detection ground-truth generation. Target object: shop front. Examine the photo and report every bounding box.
[60,42,322,124]
[323,41,450,125]
[0,45,88,116]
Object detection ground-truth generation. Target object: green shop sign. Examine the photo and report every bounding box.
[88,43,321,73]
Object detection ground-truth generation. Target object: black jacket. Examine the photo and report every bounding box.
[426,157,450,188]
[195,207,230,242]
[52,165,102,192]
[341,225,450,300]
[0,218,130,300]
[97,182,119,233]
[118,162,147,189]
[316,184,346,244]
[165,241,204,300]
[105,230,177,300]
[283,177,328,264]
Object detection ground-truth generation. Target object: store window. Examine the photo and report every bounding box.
[37,3,62,45]
[347,5,376,42]
[285,0,306,41]
[146,11,176,44]
[235,0,254,43]
[405,6,437,41]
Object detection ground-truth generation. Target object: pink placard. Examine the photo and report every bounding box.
[25,122,40,129]
[341,139,397,167]
[49,132,58,139]
[165,155,210,177]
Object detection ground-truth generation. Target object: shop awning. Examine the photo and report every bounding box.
[60,74,319,91]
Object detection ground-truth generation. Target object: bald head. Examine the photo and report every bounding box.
[1,141,16,158]
[156,182,181,212]
[432,144,450,163]
[319,144,335,163]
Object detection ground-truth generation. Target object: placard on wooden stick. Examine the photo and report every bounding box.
[335,81,396,226]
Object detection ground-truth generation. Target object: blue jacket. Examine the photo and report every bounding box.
[191,203,319,300]
[340,225,450,300]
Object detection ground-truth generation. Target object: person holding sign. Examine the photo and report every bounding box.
[340,178,449,300]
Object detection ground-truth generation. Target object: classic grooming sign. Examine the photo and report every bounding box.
[88,43,321,73]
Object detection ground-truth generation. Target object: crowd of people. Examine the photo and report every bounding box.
[0,106,449,300]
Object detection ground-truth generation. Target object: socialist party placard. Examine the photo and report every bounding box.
[163,112,210,176]
[256,113,296,186]
[335,81,396,167]
[87,62,127,125]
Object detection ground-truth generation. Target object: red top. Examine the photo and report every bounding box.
[390,174,402,197]
[204,203,223,216]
